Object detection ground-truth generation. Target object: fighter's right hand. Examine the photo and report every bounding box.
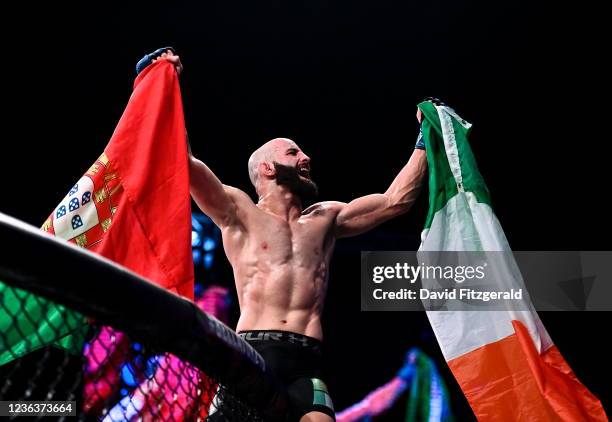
[415,97,446,149]
[417,96,446,124]
[136,47,183,75]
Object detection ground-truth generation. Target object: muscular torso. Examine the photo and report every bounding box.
[221,197,341,340]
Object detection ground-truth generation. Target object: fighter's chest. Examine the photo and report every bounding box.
[249,214,333,259]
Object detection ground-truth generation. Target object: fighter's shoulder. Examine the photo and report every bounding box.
[222,185,257,211]
[303,201,346,217]
[222,185,252,201]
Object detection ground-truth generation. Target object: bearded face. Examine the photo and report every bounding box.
[273,162,318,203]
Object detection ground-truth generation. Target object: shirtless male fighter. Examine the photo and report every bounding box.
[138,47,428,422]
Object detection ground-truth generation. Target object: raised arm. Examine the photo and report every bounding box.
[189,155,247,228]
[334,105,429,238]
[334,149,427,238]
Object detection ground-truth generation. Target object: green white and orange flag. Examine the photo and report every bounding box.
[417,100,607,421]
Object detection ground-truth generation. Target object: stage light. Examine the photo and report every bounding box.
[192,211,221,271]
[203,237,217,251]
[192,230,201,247]
[204,252,214,269]
[193,249,202,265]
[120,363,138,387]
[191,215,203,232]
[146,356,160,377]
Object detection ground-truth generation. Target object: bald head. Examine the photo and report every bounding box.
[247,138,297,188]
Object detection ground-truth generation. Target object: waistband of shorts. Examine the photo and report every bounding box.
[237,330,322,348]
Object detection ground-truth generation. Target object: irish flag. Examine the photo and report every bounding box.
[417,100,607,421]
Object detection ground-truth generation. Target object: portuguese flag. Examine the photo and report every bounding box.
[1,60,193,365]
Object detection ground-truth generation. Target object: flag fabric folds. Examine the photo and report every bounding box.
[418,100,607,421]
[41,60,193,298]
[1,60,193,376]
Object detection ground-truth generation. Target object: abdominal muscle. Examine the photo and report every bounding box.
[233,263,328,340]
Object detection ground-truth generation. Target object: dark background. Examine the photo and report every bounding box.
[3,1,610,419]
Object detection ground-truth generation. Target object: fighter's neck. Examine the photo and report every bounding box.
[257,186,303,221]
